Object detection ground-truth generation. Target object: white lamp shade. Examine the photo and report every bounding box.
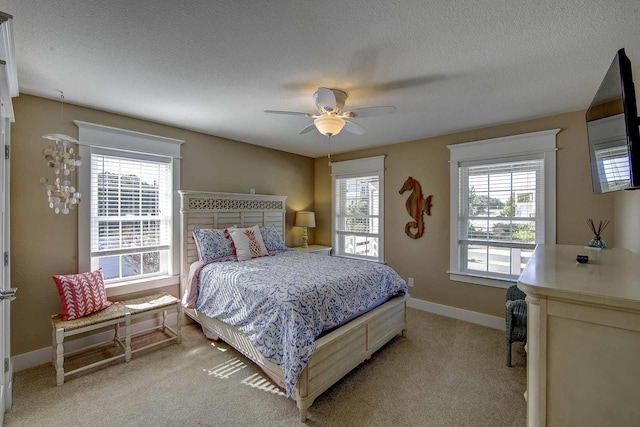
[295,211,316,228]
[314,116,345,136]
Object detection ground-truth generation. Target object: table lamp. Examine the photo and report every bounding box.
[295,211,316,248]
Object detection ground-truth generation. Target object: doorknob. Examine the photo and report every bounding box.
[0,288,16,301]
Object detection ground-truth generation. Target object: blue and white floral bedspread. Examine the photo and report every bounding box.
[196,250,408,396]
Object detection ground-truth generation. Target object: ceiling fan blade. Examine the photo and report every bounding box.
[343,120,366,135]
[342,106,397,118]
[298,123,317,134]
[315,87,337,113]
[264,110,312,117]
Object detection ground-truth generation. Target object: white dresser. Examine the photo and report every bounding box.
[518,244,640,427]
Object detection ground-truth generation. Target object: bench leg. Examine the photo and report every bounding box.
[176,303,182,344]
[113,324,119,346]
[125,313,132,362]
[51,323,56,367]
[162,309,167,332]
[55,328,65,386]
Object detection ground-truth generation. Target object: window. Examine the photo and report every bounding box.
[331,156,385,262]
[91,151,172,280]
[76,121,183,293]
[448,130,558,288]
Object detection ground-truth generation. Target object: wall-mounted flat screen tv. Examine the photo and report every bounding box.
[586,48,640,193]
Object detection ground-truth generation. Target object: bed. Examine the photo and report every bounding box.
[179,191,408,421]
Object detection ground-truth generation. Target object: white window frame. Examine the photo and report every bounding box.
[75,121,183,296]
[331,155,385,263]
[447,129,559,288]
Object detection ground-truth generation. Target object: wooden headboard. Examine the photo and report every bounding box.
[178,190,287,288]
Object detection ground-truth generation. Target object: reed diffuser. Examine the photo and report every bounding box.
[586,218,610,249]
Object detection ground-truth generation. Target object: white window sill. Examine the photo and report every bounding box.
[105,274,180,297]
[448,271,516,289]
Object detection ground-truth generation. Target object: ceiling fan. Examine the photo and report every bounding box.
[264,87,396,137]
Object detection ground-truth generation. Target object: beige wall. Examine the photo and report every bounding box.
[13,93,630,355]
[10,94,314,355]
[614,190,640,254]
[314,110,616,317]
[613,82,640,255]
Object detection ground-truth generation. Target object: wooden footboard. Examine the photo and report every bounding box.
[185,293,408,422]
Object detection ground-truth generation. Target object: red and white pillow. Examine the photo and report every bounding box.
[229,225,270,261]
[52,269,112,321]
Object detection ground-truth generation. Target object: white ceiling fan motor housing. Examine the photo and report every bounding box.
[314,88,347,114]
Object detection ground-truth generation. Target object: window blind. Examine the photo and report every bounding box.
[90,151,172,280]
[458,157,544,278]
[334,174,381,260]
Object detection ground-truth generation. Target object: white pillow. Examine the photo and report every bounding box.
[229,225,270,261]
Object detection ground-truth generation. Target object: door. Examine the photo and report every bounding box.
[0,104,8,425]
[0,14,16,424]
[0,95,11,426]
[0,62,14,425]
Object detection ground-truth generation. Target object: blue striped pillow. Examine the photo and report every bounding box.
[192,227,235,262]
[260,225,288,252]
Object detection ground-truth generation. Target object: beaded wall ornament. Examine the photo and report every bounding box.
[39,91,82,214]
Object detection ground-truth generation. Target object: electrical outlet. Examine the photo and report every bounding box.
[408,277,414,287]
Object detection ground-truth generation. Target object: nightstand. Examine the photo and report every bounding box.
[293,245,332,256]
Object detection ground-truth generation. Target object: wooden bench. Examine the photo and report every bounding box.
[52,292,182,385]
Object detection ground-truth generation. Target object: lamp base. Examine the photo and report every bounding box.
[302,227,309,248]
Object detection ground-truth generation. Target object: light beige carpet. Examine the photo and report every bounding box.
[5,308,526,426]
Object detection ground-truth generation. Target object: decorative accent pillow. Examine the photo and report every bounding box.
[229,225,270,261]
[192,227,236,262]
[260,225,288,252]
[52,269,112,321]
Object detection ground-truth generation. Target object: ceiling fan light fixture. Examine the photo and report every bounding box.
[266,87,396,137]
[314,115,345,136]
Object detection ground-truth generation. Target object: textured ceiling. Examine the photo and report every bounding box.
[1,0,639,157]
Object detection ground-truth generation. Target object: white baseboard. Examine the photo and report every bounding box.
[12,313,178,373]
[408,297,505,331]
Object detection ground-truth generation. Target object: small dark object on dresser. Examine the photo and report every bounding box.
[576,255,589,264]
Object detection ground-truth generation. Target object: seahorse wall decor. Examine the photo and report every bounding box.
[399,176,433,239]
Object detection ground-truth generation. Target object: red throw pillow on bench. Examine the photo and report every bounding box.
[52,269,112,321]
